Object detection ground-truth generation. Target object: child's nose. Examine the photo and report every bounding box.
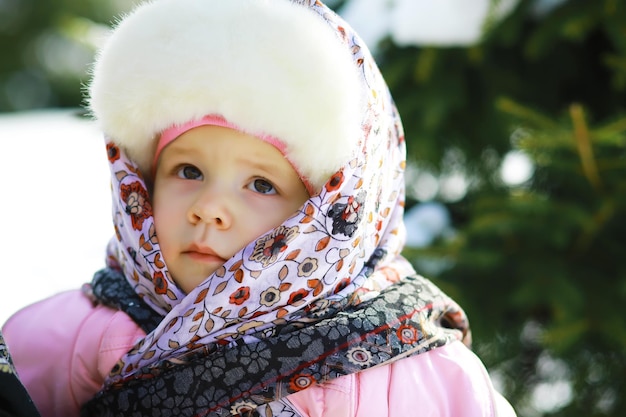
[187,188,232,229]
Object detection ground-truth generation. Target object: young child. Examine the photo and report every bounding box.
[2,0,516,416]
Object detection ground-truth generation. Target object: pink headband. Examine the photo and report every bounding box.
[154,115,315,195]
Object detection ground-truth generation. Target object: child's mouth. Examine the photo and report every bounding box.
[185,244,227,263]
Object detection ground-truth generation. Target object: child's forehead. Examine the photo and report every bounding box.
[162,127,290,168]
[165,124,275,150]
[155,117,286,167]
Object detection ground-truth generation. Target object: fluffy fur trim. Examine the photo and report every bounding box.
[88,0,364,191]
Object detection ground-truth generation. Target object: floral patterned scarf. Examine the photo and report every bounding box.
[82,1,471,416]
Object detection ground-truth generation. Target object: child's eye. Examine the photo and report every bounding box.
[176,165,203,180]
[249,178,276,195]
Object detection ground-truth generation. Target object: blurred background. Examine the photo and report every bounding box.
[1,0,625,415]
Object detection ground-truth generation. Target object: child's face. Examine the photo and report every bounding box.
[153,125,310,294]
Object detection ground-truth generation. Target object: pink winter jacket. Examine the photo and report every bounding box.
[2,290,516,417]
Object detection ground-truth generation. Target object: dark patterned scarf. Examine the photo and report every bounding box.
[83,270,468,417]
[0,333,41,417]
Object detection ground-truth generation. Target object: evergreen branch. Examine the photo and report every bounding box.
[496,97,558,129]
[570,104,604,192]
[595,116,626,144]
[573,197,615,253]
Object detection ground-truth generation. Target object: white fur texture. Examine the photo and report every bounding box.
[88,0,364,190]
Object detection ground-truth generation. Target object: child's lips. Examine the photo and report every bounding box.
[184,244,226,263]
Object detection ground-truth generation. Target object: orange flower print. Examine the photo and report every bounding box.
[152,271,168,295]
[106,142,120,163]
[250,225,299,267]
[333,277,351,294]
[287,289,309,306]
[325,171,344,192]
[397,324,419,344]
[380,266,401,283]
[229,286,250,305]
[120,181,152,231]
[289,373,315,392]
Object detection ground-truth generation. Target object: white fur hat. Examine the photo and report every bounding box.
[88,0,364,192]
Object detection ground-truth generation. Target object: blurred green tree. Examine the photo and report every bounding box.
[0,0,130,111]
[385,0,626,415]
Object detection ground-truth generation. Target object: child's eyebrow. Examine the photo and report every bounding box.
[162,145,194,158]
[237,155,290,176]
